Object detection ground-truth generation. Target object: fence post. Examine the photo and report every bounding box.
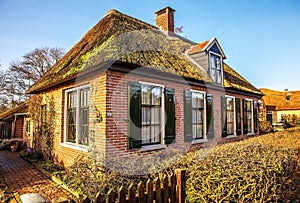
[176,169,186,203]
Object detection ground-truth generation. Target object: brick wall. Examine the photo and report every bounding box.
[14,117,24,138]
[36,67,260,167]
[105,68,260,157]
[39,72,107,167]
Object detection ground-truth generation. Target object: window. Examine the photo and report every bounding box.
[128,82,175,149]
[221,96,242,137]
[209,52,222,84]
[184,90,213,142]
[65,85,90,147]
[243,99,254,134]
[192,92,204,139]
[25,120,31,134]
[226,97,234,135]
[141,85,162,146]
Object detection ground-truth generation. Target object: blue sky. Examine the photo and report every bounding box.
[0,0,300,91]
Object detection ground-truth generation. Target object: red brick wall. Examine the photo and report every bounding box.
[38,66,260,166]
[105,69,260,157]
[14,117,24,138]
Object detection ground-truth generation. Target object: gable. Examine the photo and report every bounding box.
[208,44,222,56]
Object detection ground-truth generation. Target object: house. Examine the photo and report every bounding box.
[0,102,31,145]
[26,7,262,166]
[260,88,300,124]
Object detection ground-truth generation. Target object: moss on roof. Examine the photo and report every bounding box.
[26,9,261,96]
[27,10,212,94]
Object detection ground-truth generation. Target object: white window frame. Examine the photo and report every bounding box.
[209,51,223,85]
[225,95,237,138]
[62,84,90,151]
[191,90,207,143]
[245,98,254,134]
[139,81,166,150]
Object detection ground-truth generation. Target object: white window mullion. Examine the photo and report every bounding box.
[76,89,80,147]
[233,97,236,136]
[161,89,165,145]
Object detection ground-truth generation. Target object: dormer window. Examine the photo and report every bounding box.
[209,52,223,84]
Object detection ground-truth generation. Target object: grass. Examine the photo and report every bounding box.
[52,128,300,202]
[180,128,300,202]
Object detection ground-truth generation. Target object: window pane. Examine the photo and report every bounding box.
[142,107,151,125]
[216,70,222,84]
[216,57,221,70]
[151,107,161,125]
[227,123,234,134]
[142,126,150,144]
[67,110,76,143]
[210,55,215,69]
[152,87,162,106]
[142,86,151,105]
[227,98,234,110]
[211,68,216,82]
[151,125,160,143]
[192,92,204,108]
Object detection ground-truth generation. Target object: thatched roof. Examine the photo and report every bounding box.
[26,9,261,96]
[0,102,28,121]
[224,64,262,95]
[260,88,300,110]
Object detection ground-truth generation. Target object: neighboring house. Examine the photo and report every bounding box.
[26,7,262,166]
[260,88,300,124]
[0,102,31,144]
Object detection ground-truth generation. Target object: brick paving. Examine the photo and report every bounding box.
[0,150,79,203]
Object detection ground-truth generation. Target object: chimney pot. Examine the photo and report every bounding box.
[155,7,175,32]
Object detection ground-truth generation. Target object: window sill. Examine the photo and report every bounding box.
[192,139,208,144]
[60,143,89,152]
[139,144,166,152]
[247,133,255,136]
[226,135,238,139]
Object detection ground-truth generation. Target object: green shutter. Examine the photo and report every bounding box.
[235,98,242,135]
[243,99,248,134]
[253,101,258,133]
[221,96,227,137]
[128,82,142,149]
[184,90,193,142]
[206,94,214,139]
[165,88,176,144]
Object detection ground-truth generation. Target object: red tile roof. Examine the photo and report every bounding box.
[188,40,210,55]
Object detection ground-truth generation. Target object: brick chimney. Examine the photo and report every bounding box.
[155,7,175,32]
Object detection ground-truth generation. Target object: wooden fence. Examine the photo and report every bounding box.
[74,169,186,203]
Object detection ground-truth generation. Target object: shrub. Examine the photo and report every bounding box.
[259,121,273,134]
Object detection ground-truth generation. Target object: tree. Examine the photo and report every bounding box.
[0,47,64,110]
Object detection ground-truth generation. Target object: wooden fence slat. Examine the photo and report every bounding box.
[169,174,176,203]
[75,169,186,203]
[146,179,154,203]
[176,169,186,203]
[137,181,145,203]
[82,196,91,203]
[106,189,115,203]
[95,192,105,203]
[128,183,136,203]
[154,177,162,203]
[163,175,169,203]
[118,186,126,203]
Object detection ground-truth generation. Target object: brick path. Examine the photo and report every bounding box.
[0,150,79,203]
